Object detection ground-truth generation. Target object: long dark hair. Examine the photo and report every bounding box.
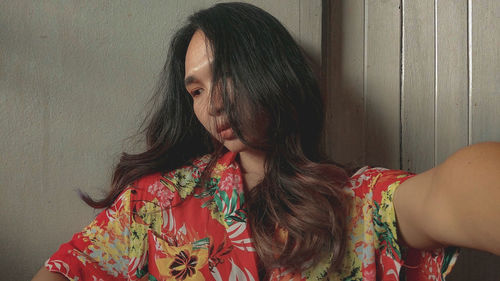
[82,2,348,275]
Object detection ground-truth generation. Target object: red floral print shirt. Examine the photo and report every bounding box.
[45,152,459,280]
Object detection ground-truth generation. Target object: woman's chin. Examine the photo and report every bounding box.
[221,138,248,154]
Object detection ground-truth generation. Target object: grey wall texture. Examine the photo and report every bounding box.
[0,1,321,280]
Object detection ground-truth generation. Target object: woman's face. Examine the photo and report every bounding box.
[184,30,248,153]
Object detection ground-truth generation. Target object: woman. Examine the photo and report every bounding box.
[33,2,500,281]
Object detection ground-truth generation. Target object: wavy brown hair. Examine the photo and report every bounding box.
[81,2,349,276]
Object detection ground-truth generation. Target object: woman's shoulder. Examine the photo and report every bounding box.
[333,166,459,280]
[345,166,415,198]
[127,154,213,204]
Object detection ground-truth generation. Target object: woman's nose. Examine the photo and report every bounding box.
[208,94,224,116]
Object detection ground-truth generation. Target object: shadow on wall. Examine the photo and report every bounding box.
[320,0,399,171]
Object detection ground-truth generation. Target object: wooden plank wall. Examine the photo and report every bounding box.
[323,0,500,280]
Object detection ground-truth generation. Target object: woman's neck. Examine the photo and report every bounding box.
[238,149,266,190]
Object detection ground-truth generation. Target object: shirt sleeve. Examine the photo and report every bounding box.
[45,188,133,281]
[371,168,460,281]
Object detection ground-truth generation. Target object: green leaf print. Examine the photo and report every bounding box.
[192,237,210,250]
[229,189,237,214]
[214,193,224,213]
[194,181,218,199]
[219,190,230,205]
[373,201,401,259]
[135,264,148,278]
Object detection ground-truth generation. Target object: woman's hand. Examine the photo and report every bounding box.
[394,142,500,255]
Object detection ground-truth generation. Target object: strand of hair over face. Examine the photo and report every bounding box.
[190,3,350,274]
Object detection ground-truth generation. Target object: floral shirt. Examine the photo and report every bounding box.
[45,152,459,280]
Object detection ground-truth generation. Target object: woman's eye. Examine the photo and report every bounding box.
[190,89,203,97]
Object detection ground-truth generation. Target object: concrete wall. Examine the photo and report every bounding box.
[0,1,321,280]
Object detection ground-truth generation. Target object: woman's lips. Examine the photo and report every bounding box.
[220,127,235,139]
[217,123,235,139]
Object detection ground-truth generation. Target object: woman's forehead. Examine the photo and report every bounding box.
[184,30,213,80]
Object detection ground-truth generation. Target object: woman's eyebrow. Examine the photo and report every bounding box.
[184,75,198,87]
[185,61,213,87]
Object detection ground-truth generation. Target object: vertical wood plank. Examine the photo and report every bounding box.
[401,0,435,173]
[299,0,322,69]
[447,1,500,279]
[434,1,500,280]
[322,0,365,168]
[470,0,500,143]
[364,0,401,169]
[435,0,468,164]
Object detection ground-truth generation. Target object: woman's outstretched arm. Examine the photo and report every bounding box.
[394,142,500,254]
[32,267,69,281]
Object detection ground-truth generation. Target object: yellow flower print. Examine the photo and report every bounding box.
[378,181,399,236]
[135,200,164,233]
[207,200,227,228]
[155,243,208,281]
[130,199,164,258]
[129,222,148,258]
[171,169,197,199]
[79,189,132,276]
[212,163,226,178]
